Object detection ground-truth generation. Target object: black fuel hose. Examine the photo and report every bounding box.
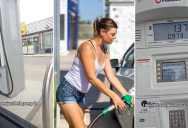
[0,7,14,96]
[87,105,131,128]
[87,98,132,128]
[87,113,104,128]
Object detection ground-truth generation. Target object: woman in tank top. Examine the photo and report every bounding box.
[56,18,135,128]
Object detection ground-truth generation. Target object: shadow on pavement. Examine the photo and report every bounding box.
[85,110,121,128]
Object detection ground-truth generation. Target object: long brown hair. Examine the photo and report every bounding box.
[93,18,118,37]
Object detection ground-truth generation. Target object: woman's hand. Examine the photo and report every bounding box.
[112,94,127,111]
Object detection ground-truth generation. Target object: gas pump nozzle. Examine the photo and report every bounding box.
[116,95,134,119]
[87,95,134,128]
[102,95,134,115]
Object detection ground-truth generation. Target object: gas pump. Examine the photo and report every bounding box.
[0,0,25,98]
[135,0,188,128]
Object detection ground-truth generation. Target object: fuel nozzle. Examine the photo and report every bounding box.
[121,94,134,107]
[88,95,134,128]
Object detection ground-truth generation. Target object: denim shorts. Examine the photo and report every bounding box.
[56,78,86,106]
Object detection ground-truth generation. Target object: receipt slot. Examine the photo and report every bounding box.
[135,0,188,128]
[0,0,25,98]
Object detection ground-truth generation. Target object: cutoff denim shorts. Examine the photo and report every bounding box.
[56,78,86,106]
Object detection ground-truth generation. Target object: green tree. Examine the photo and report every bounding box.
[79,20,86,24]
[105,0,110,18]
[87,20,91,24]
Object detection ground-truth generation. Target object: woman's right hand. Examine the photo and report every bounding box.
[112,94,126,111]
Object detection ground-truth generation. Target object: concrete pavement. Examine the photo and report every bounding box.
[0,54,53,128]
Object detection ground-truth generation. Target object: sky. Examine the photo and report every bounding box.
[79,0,103,24]
[19,0,102,25]
[19,0,53,24]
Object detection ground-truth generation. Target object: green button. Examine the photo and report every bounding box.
[140,119,145,122]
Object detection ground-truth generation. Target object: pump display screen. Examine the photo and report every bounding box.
[153,22,188,41]
[162,62,186,80]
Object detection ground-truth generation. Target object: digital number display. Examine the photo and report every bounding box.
[162,62,186,80]
[153,22,188,41]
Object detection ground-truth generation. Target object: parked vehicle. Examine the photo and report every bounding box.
[110,43,134,128]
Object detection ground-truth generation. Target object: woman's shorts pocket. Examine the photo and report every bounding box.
[62,83,75,96]
[56,78,85,106]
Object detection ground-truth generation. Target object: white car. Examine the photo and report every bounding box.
[110,43,134,128]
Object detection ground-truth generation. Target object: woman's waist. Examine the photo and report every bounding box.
[64,74,92,93]
[61,77,86,94]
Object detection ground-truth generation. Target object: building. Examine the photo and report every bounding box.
[60,0,79,54]
[21,17,53,54]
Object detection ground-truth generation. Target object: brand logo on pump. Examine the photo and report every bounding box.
[155,0,161,3]
[155,0,182,4]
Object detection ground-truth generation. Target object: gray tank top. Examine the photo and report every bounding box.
[64,40,106,93]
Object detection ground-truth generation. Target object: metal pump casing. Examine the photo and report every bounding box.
[0,0,25,98]
[135,0,188,128]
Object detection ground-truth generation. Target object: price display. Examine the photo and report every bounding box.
[153,22,188,41]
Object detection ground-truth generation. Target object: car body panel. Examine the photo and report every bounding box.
[115,107,134,128]
[110,43,134,128]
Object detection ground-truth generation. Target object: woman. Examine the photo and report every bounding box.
[56,18,134,128]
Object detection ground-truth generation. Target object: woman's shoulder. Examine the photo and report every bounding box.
[79,41,93,51]
[77,40,95,59]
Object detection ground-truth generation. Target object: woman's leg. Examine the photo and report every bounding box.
[79,105,85,119]
[68,105,85,128]
[59,103,86,128]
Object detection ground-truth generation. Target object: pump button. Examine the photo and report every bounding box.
[157,68,160,71]
[169,110,186,128]
[173,124,177,127]
[157,72,160,75]
[157,77,161,79]
[157,64,160,66]
[139,119,145,122]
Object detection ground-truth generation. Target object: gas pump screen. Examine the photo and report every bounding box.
[153,22,188,41]
[162,62,186,80]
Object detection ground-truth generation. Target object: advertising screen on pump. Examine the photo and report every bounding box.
[109,2,134,59]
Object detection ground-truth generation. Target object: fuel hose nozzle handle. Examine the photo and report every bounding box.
[102,94,134,115]
[88,95,134,128]
[121,94,134,107]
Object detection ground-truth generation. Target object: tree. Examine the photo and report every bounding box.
[87,20,91,24]
[79,20,92,25]
[79,20,86,24]
[105,0,110,18]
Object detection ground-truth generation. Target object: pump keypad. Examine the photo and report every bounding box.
[169,110,186,128]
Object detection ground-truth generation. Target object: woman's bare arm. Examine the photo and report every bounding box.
[78,42,115,98]
[103,48,135,106]
[103,48,129,96]
[78,42,126,110]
